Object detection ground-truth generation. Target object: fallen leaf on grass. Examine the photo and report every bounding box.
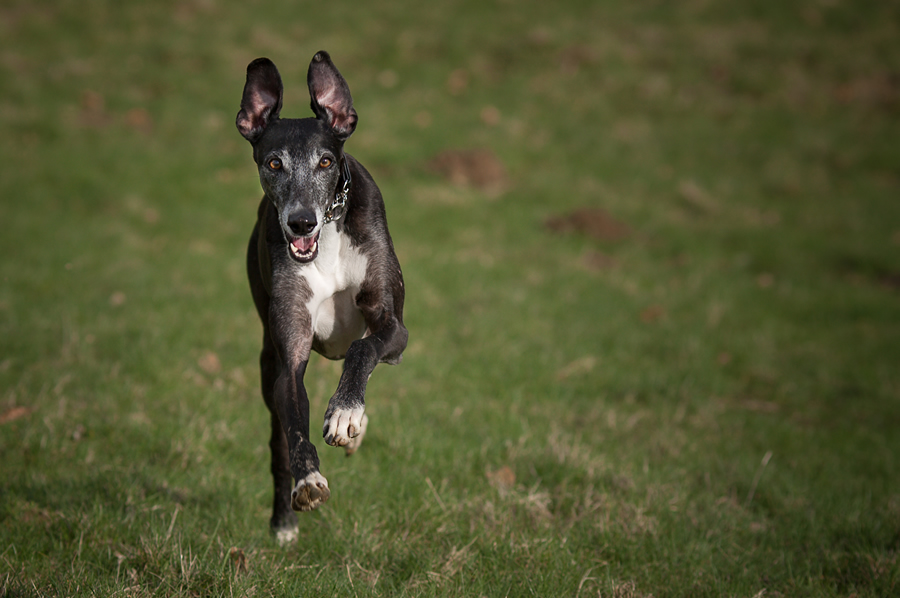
[125,108,153,135]
[109,291,127,306]
[756,273,775,288]
[17,502,65,526]
[198,351,221,374]
[639,305,665,323]
[446,69,469,95]
[229,547,248,574]
[486,466,516,491]
[879,272,900,290]
[558,44,598,75]
[480,105,501,126]
[0,406,34,425]
[833,73,900,110]
[78,90,110,128]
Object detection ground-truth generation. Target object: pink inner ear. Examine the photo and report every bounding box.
[316,87,340,109]
[317,88,352,132]
[331,113,351,130]
[254,89,279,117]
[252,90,269,108]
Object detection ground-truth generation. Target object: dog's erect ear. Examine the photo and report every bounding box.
[237,58,283,143]
[307,51,358,140]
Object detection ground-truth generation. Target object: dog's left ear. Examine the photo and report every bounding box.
[237,58,283,143]
[307,51,358,140]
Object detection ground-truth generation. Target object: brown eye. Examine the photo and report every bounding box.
[319,157,333,168]
[268,158,282,170]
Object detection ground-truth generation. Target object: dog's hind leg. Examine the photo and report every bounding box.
[249,225,299,539]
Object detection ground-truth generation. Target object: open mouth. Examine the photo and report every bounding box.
[287,232,319,263]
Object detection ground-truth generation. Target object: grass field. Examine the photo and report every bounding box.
[2,0,899,596]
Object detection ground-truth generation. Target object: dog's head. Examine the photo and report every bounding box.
[236,51,357,263]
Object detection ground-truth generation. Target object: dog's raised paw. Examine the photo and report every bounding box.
[323,404,365,447]
[291,472,330,512]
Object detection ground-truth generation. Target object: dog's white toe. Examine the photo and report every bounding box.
[323,404,366,447]
[343,413,368,455]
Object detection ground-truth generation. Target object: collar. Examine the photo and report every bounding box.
[324,155,351,223]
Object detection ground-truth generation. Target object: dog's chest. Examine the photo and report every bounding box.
[299,230,369,359]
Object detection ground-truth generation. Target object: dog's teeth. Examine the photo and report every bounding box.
[289,238,316,259]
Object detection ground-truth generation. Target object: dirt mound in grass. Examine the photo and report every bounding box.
[544,207,631,242]
[427,149,509,197]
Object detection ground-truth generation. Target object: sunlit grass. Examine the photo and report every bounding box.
[2,0,899,596]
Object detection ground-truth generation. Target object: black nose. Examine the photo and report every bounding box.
[287,209,317,236]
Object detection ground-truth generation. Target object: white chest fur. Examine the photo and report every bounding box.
[298,225,369,359]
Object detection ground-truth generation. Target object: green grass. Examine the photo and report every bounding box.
[2,0,899,596]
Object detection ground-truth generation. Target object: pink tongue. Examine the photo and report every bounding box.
[292,236,316,252]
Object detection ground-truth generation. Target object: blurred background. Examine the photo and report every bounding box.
[1,1,899,596]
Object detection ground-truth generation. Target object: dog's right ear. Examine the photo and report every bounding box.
[236,58,283,143]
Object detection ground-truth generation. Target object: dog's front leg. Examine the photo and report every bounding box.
[323,294,408,449]
[270,291,330,512]
[272,357,330,511]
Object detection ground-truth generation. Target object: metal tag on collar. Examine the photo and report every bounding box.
[324,158,352,223]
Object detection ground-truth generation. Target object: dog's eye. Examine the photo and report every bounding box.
[319,157,333,168]
[268,158,282,170]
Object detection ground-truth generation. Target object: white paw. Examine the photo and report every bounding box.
[323,404,366,447]
[274,526,298,546]
[291,471,330,512]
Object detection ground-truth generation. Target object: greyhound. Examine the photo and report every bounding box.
[237,51,408,543]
